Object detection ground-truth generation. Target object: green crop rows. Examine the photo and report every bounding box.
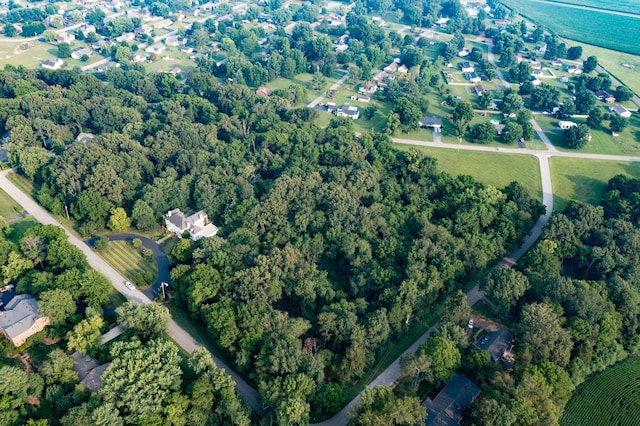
[501,0,640,55]
[547,0,640,15]
[560,357,640,426]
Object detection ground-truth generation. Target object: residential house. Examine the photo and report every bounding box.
[41,58,63,70]
[551,60,563,68]
[397,64,408,73]
[153,18,173,29]
[474,328,515,369]
[94,61,120,73]
[419,116,443,132]
[335,43,348,53]
[594,90,615,103]
[435,17,450,27]
[460,62,474,73]
[457,48,470,57]
[530,76,542,86]
[372,71,390,82]
[255,86,273,97]
[0,294,50,347]
[567,65,583,75]
[536,43,547,56]
[609,104,632,118]
[358,81,378,96]
[168,67,181,77]
[558,121,576,130]
[383,61,399,73]
[467,72,481,83]
[130,53,146,63]
[145,44,165,54]
[424,374,480,426]
[78,23,97,35]
[164,209,219,241]
[558,76,569,83]
[474,85,486,96]
[493,123,506,135]
[165,35,186,47]
[71,47,93,60]
[336,105,360,119]
[75,132,95,144]
[56,32,75,43]
[116,32,135,42]
[181,46,194,53]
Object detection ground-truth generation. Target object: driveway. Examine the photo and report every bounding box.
[86,233,171,301]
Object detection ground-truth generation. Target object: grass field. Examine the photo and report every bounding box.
[550,157,640,212]
[501,0,640,55]
[560,357,640,426]
[0,188,23,218]
[575,42,640,96]
[394,145,543,199]
[97,240,158,287]
[535,114,640,156]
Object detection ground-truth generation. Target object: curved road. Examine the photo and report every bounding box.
[86,233,171,300]
[0,169,260,412]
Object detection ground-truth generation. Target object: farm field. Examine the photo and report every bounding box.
[393,145,543,200]
[501,0,640,55]
[560,357,640,426]
[97,240,158,288]
[547,0,640,15]
[549,157,640,212]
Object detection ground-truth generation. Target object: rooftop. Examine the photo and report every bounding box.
[424,374,480,426]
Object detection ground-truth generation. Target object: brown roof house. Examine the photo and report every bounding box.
[0,294,50,347]
[164,209,218,241]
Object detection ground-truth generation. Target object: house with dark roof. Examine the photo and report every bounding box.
[460,62,474,73]
[164,209,219,241]
[0,294,50,347]
[474,329,515,369]
[419,116,443,132]
[609,104,632,118]
[424,374,480,426]
[594,90,615,104]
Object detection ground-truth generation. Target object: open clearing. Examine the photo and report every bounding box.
[560,357,640,426]
[501,0,640,55]
[549,157,640,213]
[393,145,542,200]
[97,240,158,287]
[576,42,640,96]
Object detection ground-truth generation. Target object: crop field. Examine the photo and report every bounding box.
[560,357,640,426]
[550,157,640,212]
[501,0,640,55]
[98,240,158,287]
[547,0,640,16]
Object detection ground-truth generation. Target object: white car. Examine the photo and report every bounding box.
[124,281,135,291]
[468,319,474,329]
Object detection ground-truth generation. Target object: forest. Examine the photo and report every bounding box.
[0,62,542,423]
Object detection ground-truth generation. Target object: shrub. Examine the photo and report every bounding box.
[132,238,142,249]
[94,237,109,250]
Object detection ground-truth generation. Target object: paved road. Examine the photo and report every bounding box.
[0,169,260,412]
[308,72,350,108]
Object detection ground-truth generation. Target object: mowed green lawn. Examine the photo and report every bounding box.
[0,188,23,218]
[578,42,640,96]
[393,145,543,200]
[550,157,640,212]
[98,240,157,287]
[560,357,640,426]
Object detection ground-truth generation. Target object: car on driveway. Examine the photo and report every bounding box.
[124,281,135,290]
[468,319,474,329]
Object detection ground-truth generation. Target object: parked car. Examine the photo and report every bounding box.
[124,281,135,290]
[468,319,474,329]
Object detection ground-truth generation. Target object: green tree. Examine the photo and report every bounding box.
[418,336,461,383]
[351,386,426,426]
[115,46,132,64]
[519,303,573,366]
[2,251,33,284]
[501,121,523,144]
[101,338,181,423]
[40,348,78,385]
[310,71,326,90]
[483,268,530,312]
[451,101,474,137]
[563,123,591,149]
[131,200,156,231]
[38,289,75,325]
[583,56,598,73]
[4,24,16,37]
[567,46,583,60]
[67,308,104,355]
[586,107,603,128]
[393,98,421,129]
[107,207,131,232]
[614,86,633,102]
[116,302,170,339]
[470,122,495,144]
[58,43,71,59]
[610,114,629,134]
[385,112,401,135]
[502,93,524,115]
[41,29,57,42]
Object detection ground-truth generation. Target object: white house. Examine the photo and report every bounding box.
[609,104,632,118]
[56,32,75,43]
[71,47,93,60]
[467,72,481,83]
[558,121,576,129]
[164,209,219,241]
[457,49,469,57]
[41,58,63,70]
[460,62,474,73]
[336,105,359,119]
[145,44,165,54]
